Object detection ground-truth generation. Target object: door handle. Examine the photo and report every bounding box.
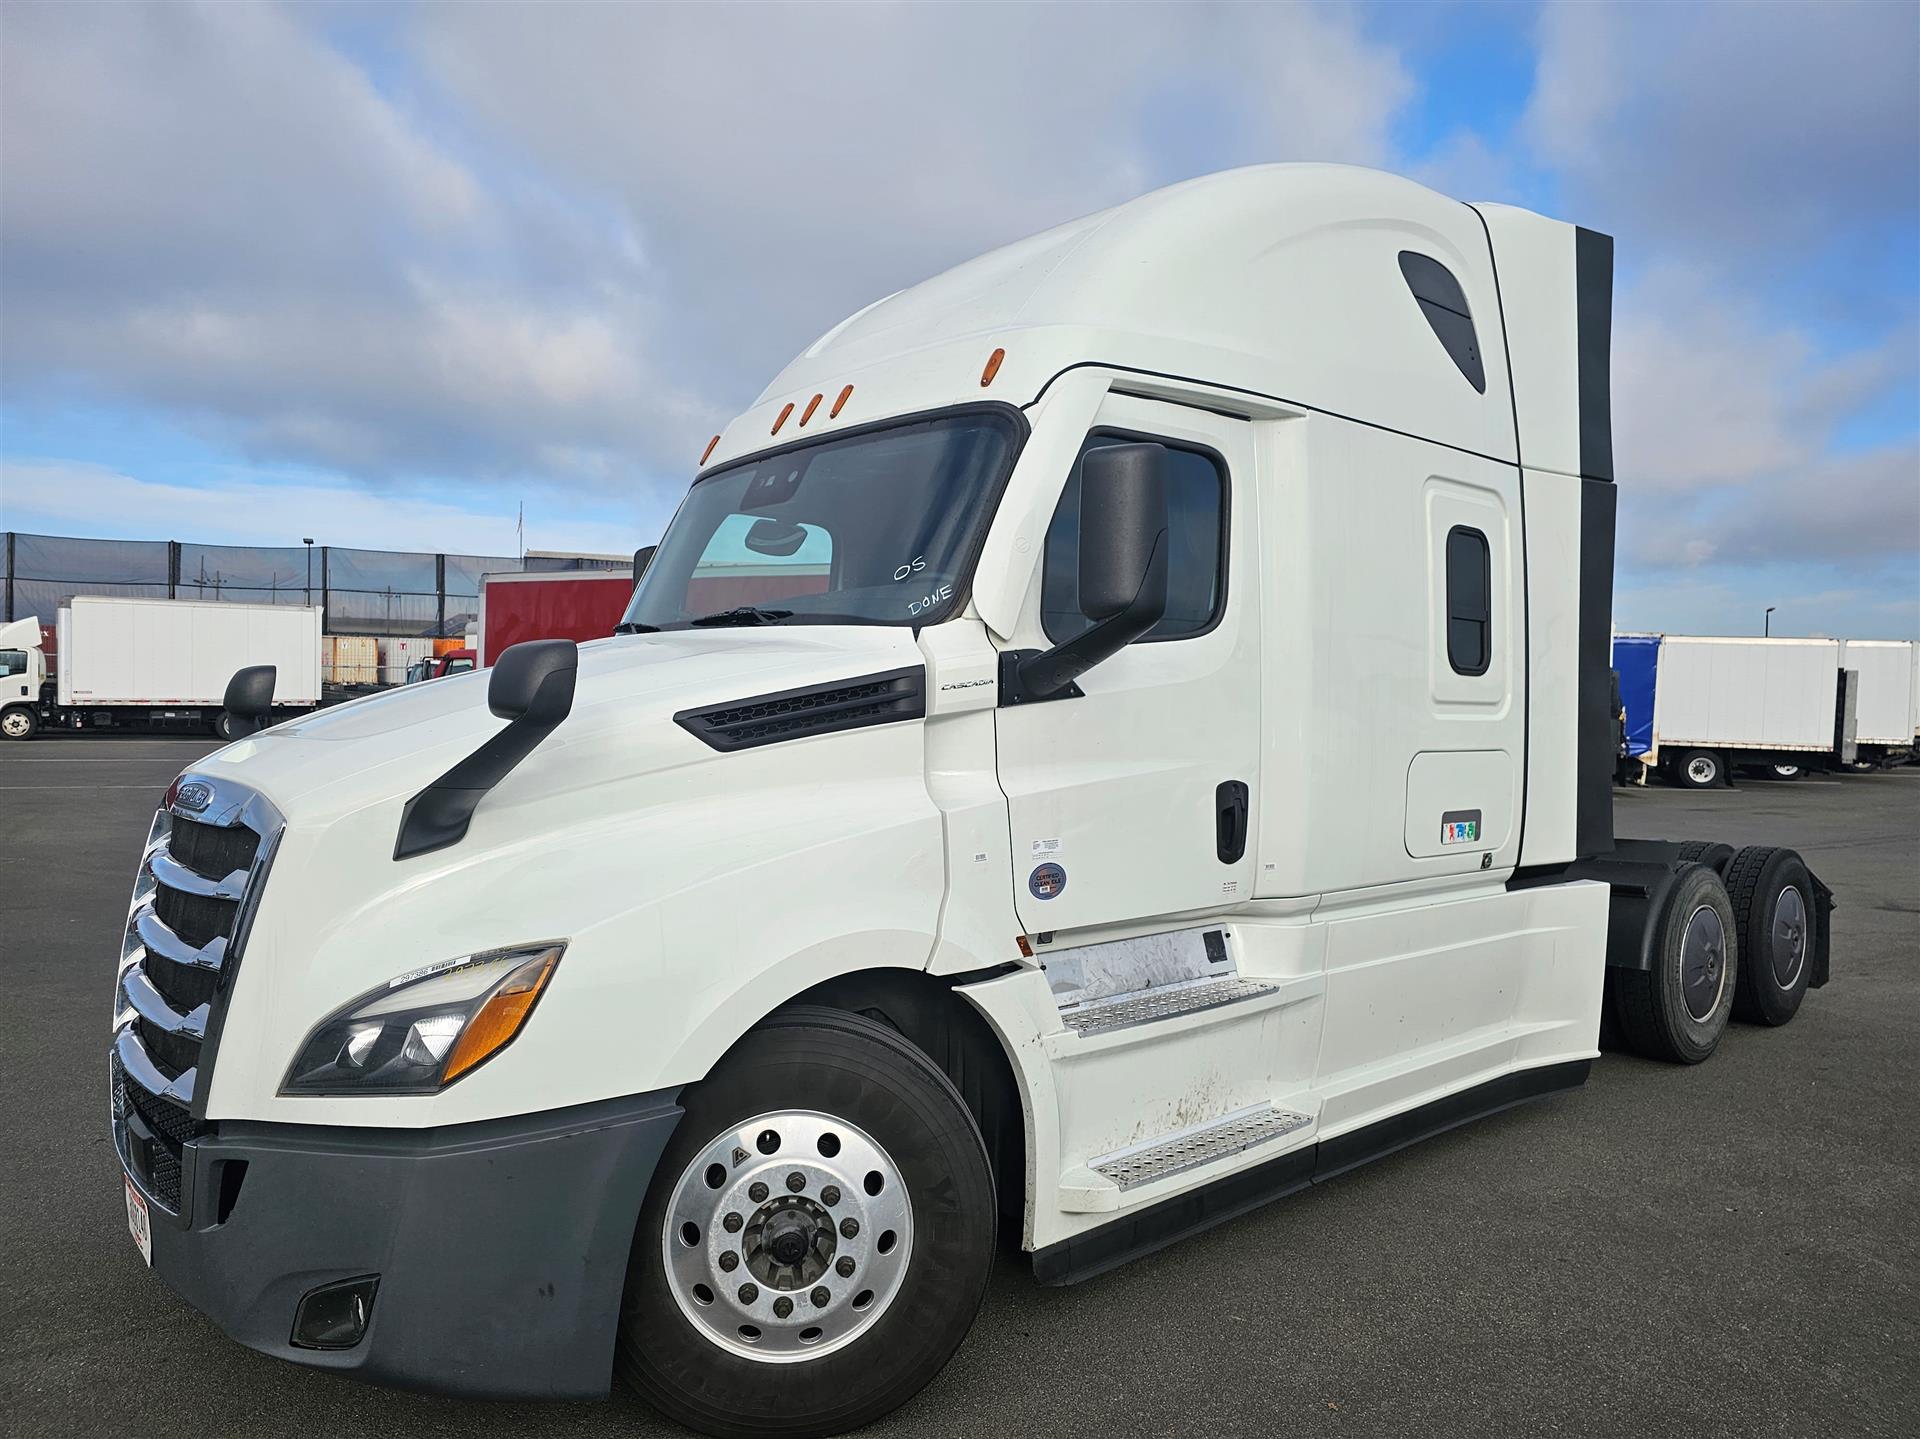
[1215,780,1249,864]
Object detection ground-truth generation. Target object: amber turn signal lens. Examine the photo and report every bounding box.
[800,393,823,426]
[771,401,795,435]
[830,384,853,418]
[441,947,562,1083]
[700,434,720,465]
[980,347,1005,387]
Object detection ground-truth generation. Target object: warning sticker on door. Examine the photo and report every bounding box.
[1028,862,1067,900]
[1440,809,1482,846]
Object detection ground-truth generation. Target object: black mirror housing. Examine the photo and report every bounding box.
[1007,443,1172,703]
[221,665,277,737]
[397,639,579,860]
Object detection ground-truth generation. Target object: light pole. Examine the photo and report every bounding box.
[303,538,315,606]
[1764,606,1776,637]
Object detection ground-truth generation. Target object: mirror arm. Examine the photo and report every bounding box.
[394,642,577,860]
[1001,538,1168,705]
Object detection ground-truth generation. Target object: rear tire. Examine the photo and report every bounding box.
[211,711,236,741]
[617,1007,995,1438]
[0,705,37,741]
[1675,750,1724,789]
[1766,763,1804,781]
[1725,846,1814,1026]
[1614,863,1738,1064]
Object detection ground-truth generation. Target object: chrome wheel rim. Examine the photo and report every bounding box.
[1686,756,1717,785]
[663,1109,913,1364]
[1680,904,1728,1022]
[1771,885,1808,988]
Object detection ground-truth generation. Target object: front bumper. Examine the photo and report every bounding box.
[125,1089,683,1399]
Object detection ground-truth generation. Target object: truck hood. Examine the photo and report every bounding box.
[194,626,927,827]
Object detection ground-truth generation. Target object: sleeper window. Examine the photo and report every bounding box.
[1445,525,1491,676]
[1042,434,1226,643]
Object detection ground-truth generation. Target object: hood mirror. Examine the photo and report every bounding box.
[222,665,277,738]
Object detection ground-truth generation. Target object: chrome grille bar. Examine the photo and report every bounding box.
[114,1024,196,1106]
[121,966,209,1039]
[149,849,248,901]
[133,906,226,971]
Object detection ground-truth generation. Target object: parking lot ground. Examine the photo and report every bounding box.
[2,737,1915,1438]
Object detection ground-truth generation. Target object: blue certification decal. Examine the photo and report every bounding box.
[1028,862,1067,900]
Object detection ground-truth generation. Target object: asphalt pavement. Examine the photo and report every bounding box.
[2,736,1915,1437]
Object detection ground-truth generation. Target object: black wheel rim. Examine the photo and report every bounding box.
[1771,886,1808,988]
[1680,904,1727,1022]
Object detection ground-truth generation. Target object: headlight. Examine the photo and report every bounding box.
[281,943,563,1095]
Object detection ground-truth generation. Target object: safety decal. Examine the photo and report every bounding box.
[1028,862,1067,900]
[1440,809,1482,846]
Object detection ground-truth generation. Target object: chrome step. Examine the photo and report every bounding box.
[1091,1104,1311,1191]
[1059,977,1277,1037]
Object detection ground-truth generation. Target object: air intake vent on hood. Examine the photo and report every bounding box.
[676,667,925,752]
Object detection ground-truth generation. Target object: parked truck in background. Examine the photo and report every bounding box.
[1,597,321,741]
[1838,639,1918,768]
[476,556,648,668]
[110,166,1835,1436]
[1614,633,1857,785]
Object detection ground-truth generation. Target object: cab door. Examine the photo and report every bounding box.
[994,394,1261,935]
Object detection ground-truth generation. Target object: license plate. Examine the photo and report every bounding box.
[124,1174,152,1266]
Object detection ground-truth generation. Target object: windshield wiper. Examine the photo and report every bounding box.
[688,606,795,628]
[614,621,661,634]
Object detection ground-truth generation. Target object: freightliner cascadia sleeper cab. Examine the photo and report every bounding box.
[111,165,1833,1437]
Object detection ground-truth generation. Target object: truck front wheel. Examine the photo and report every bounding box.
[1675,749,1724,788]
[618,1006,995,1438]
[1613,862,1739,1063]
[0,706,37,741]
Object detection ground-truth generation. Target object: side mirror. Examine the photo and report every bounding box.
[396,639,578,860]
[1010,443,1171,702]
[222,665,276,738]
[632,545,656,581]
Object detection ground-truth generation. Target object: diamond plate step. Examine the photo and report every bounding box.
[1090,1105,1313,1191]
[1058,977,1278,1037]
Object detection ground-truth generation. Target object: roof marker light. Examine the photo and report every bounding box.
[800,393,823,426]
[771,402,795,435]
[830,384,854,419]
[980,347,1005,387]
[700,435,720,465]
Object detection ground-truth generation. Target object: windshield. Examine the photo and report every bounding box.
[621,409,1022,631]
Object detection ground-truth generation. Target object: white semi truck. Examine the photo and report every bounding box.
[110,166,1834,1436]
[1,597,322,741]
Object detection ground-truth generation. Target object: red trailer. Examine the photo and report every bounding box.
[477,569,639,666]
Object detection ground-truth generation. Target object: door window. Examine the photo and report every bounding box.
[0,650,25,679]
[1041,433,1227,643]
[1445,525,1491,676]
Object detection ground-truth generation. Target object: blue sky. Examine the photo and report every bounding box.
[1,0,1914,638]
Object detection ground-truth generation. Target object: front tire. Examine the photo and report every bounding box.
[1726,846,1814,1026]
[618,1007,995,1438]
[0,705,37,741]
[1614,863,1739,1063]
[1675,749,1724,789]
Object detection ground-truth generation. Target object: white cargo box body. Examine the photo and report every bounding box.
[56,597,322,708]
[1840,640,1919,745]
[1651,637,1839,752]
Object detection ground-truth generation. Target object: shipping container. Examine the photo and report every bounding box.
[378,636,436,686]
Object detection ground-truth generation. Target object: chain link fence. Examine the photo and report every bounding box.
[3,532,529,638]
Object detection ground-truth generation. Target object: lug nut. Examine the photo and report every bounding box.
[738,1283,759,1304]
[719,1252,739,1272]
[773,1296,793,1318]
[839,1217,859,1239]
[722,1212,743,1233]
[811,1287,831,1307]
[821,1185,841,1207]
[748,1182,769,1203]
[786,1171,806,1192]
[836,1256,855,1278]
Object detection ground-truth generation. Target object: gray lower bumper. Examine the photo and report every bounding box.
[139,1090,683,1399]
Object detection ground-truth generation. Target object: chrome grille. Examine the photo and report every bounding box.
[112,775,282,1216]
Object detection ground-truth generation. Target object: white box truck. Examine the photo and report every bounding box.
[107,166,1834,1435]
[1635,635,1853,786]
[1839,639,1917,766]
[0,596,320,741]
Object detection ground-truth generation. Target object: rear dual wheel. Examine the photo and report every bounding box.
[1614,863,1738,1063]
[619,1007,995,1438]
[1726,846,1814,1026]
[1674,749,1724,789]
